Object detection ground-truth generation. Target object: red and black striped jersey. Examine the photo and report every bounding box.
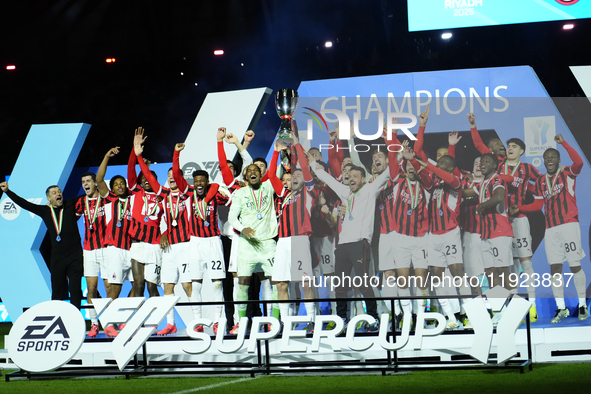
[218,181,243,236]
[390,176,430,237]
[476,174,514,240]
[459,177,482,234]
[275,187,313,238]
[498,160,542,218]
[309,185,340,238]
[185,185,230,238]
[533,167,579,228]
[376,180,396,235]
[157,189,192,245]
[427,174,461,235]
[75,194,111,250]
[128,188,164,245]
[103,196,134,250]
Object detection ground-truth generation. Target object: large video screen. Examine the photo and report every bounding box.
[408,0,591,32]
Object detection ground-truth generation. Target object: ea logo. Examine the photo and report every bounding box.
[182,162,201,181]
[555,0,579,5]
[532,158,542,167]
[6,301,85,372]
[0,198,20,221]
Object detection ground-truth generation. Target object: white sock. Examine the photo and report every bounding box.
[190,282,202,319]
[211,280,224,323]
[165,294,176,326]
[232,277,240,323]
[520,259,536,304]
[398,287,412,316]
[552,272,565,310]
[419,288,429,310]
[89,308,98,325]
[236,284,249,318]
[305,302,316,320]
[328,287,337,315]
[261,279,273,317]
[279,303,290,321]
[573,269,587,306]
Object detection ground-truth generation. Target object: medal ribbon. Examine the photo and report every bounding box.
[282,190,295,209]
[545,168,562,197]
[194,193,208,220]
[49,206,63,236]
[503,160,520,177]
[479,174,497,204]
[143,195,158,217]
[249,185,264,215]
[348,188,361,217]
[406,179,420,210]
[85,195,101,226]
[118,197,129,223]
[168,193,180,221]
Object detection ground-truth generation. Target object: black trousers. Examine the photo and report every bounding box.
[334,240,378,319]
[50,248,83,309]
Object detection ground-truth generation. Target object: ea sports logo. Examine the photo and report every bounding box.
[0,198,20,221]
[6,301,85,372]
[182,162,201,182]
[555,0,579,5]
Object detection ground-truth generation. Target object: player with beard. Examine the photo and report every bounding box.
[228,149,282,334]
[172,143,228,334]
[511,135,588,323]
[96,147,134,337]
[269,136,316,330]
[468,114,542,319]
[74,172,112,337]
[0,182,84,311]
[463,154,515,296]
[127,128,164,298]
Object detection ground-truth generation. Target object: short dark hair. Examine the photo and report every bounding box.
[485,137,502,148]
[315,160,329,172]
[109,175,126,190]
[506,138,525,153]
[439,155,457,169]
[168,167,173,173]
[308,147,320,154]
[45,185,59,196]
[253,158,268,168]
[481,153,499,168]
[348,165,366,178]
[192,170,209,180]
[543,148,560,159]
[139,171,158,181]
[81,172,96,182]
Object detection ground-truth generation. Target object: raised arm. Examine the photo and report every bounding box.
[97,147,120,197]
[557,135,583,175]
[294,135,314,187]
[134,140,163,195]
[267,144,284,195]
[468,113,492,155]
[242,130,255,151]
[413,106,429,161]
[172,144,190,193]
[217,127,236,186]
[347,126,371,176]
[1,182,46,216]
[386,133,403,180]
[426,162,460,189]
[327,129,344,178]
[127,128,143,190]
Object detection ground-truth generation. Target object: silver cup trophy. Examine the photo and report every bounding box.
[275,88,299,148]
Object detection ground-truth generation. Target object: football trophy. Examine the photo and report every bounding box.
[275,88,299,148]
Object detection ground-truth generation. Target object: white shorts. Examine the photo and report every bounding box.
[189,236,227,280]
[462,231,484,277]
[274,236,313,282]
[510,216,533,258]
[481,236,513,269]
[545,222,586,267]
[104,246,133,284]
[161,241,192,284]
[428,227,463,268]
[310,236,336,275]
[130,241,163,285]
[83,248,106,278]
[378,232,396,271]
[236,237,276,278]
[392,232,429,270]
